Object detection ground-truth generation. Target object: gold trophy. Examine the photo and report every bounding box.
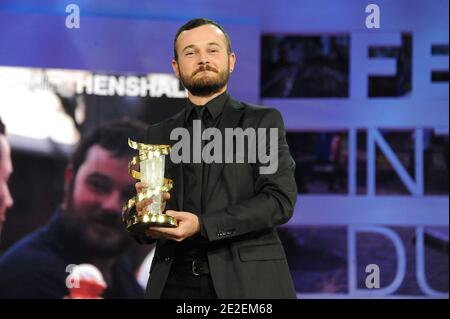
[122,139,178,238]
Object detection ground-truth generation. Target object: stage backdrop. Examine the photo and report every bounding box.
[0,0,448,298]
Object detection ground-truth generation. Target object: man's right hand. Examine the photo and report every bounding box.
[134,182,170,216]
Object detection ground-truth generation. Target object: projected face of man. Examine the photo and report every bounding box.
[0,135,13,239]
[172,24,236,97]
[63,145,135,258]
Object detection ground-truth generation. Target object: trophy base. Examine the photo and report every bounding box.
[126,213,178,236]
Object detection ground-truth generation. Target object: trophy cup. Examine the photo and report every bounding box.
[122,139,178,239]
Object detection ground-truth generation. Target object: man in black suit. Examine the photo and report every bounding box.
[135,18,298,299]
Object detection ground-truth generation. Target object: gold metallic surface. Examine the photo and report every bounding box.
[122,139,178,236]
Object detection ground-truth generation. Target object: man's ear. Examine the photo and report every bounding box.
[229,52,236,73]
[172,59,180,78]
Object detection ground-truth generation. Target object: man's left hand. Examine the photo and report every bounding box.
[145,210,200,242]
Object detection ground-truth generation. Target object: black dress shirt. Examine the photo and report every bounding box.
[175,91,229,260]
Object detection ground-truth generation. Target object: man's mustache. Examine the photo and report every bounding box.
[90,212,123,229]
[192,65,218,76]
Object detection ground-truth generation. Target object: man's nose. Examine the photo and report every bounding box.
[101,189,122,212]
[197,50,209,65]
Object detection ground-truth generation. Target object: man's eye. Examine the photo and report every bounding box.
[186,52,194,56]
[88,180,110,193]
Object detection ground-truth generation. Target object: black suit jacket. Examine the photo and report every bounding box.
[145,96,297,299]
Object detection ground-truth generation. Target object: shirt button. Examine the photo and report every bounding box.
[164,257,172,263]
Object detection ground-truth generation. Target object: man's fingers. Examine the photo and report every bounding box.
[165,210,193,221]
[135,182,149,193]
[165,210,182,219]
[136,197,153,214]
[135,183,169,200]
[162,192,171,201]
[136,191,170,214]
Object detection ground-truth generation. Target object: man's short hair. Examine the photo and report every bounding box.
[173,18,232,60]
[70,119,146,178]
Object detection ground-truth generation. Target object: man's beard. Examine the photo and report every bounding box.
[179,63,230,97]
[62,196,132,259]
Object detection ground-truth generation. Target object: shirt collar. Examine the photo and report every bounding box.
[185,91,229,121]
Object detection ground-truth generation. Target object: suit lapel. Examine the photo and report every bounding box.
[158,96,245,212]
[205,97,245,205]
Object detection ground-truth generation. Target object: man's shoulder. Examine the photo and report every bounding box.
[0,227,67,298]
[230,97,281,116]
[0,226,63,274]
[230,98,283,126]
